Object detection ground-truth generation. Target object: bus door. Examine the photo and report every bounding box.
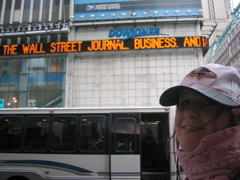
[110,113,141,180]
[141,113,170,180]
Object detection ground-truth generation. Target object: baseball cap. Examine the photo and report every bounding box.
[159,63,240,107]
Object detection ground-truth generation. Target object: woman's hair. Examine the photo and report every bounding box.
[230,106,240,126]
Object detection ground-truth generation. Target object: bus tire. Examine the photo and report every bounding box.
[7,176,29,180]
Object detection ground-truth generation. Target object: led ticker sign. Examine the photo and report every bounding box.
[0,36,209,56]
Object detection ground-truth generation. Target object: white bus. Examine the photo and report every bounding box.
[0,107,177,180]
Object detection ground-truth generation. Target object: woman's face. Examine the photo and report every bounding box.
[175,90,231,152]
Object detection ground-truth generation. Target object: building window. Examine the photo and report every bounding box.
[13,0,22,23]
[3,0,12,25]
[22,0,31,23]
[0,57,66,108]
[52,0,60,21]
[32,0,41,23]
[42,0,51,22]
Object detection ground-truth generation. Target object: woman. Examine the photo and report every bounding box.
[159,63,240,180]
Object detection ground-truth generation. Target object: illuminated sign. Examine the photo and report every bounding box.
[0,36,209,56]
[0,99,4,108]
[74,0,202,21]
[109,28,160,42]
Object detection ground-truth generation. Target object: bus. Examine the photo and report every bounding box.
[0,107,177,180]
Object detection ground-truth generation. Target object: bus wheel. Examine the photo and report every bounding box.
[7,176,29,180]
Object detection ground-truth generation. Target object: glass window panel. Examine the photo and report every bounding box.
[0,116,23,151]
[0,99,4,108]
[3,0,12,25]
[0,92,9,108]
[32,0,40,22]
[0,61,3,74]
[22,0,31,23]
[14,1,22,10]
[58,58,65,72]
[20,59,29,74]
[36,90,46,107]
[6,92,19,108]
[36,74,47,88]
[42,0,50,22]
[10,59,21,74]
[51,116,77,151]
[0,0,2,21]
[1,76,10,84]
[2,60,11,75]
[62,0,70,23]
[13,0,22,23]
[46,76,57,91]
[23,116,50,151]
[54,91,63,107]
[57,73,64,88]
[114,118,136,152]
[50,58,59,72]
[52,0,60,20]
[9,76,19,92]
[9,75,19,84]
[28,58,47,73]
[27,90,37,107]
[80,116,106,151]
[28,74,38,89]
[19,92,27,107]
[45,90,62,107]
[0,57,65,108]
[0,75,10,96]
[50,58,65,73]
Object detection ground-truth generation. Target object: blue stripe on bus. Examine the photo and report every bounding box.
[1,160,93,174]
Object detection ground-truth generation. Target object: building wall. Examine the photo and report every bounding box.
[208,4,240,70]
[65,23,204,107]
[0,0,207,108]
[201,0,232,62]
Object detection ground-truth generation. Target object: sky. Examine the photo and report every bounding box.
[232,0,239,9]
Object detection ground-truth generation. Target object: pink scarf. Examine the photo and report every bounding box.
[176,125,240,180]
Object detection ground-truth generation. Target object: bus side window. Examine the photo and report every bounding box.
[51,116,78,152]
[0,116,23,151]
[23,116,49,152]
[114,118,137,152]
[79,116,106,152]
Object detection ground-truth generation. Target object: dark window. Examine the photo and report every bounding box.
[114,118,136,152]
[33,0,41,22]
[3,0,12,25]
[52,0,60,21]
[79,116,106,151]
[62,0,70,23]
[22,0,31,23]
[0,0,3,21]
[42,0,50,22]
[0,116,23,151]
[51,116,78,152]
[23,116,50,151]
